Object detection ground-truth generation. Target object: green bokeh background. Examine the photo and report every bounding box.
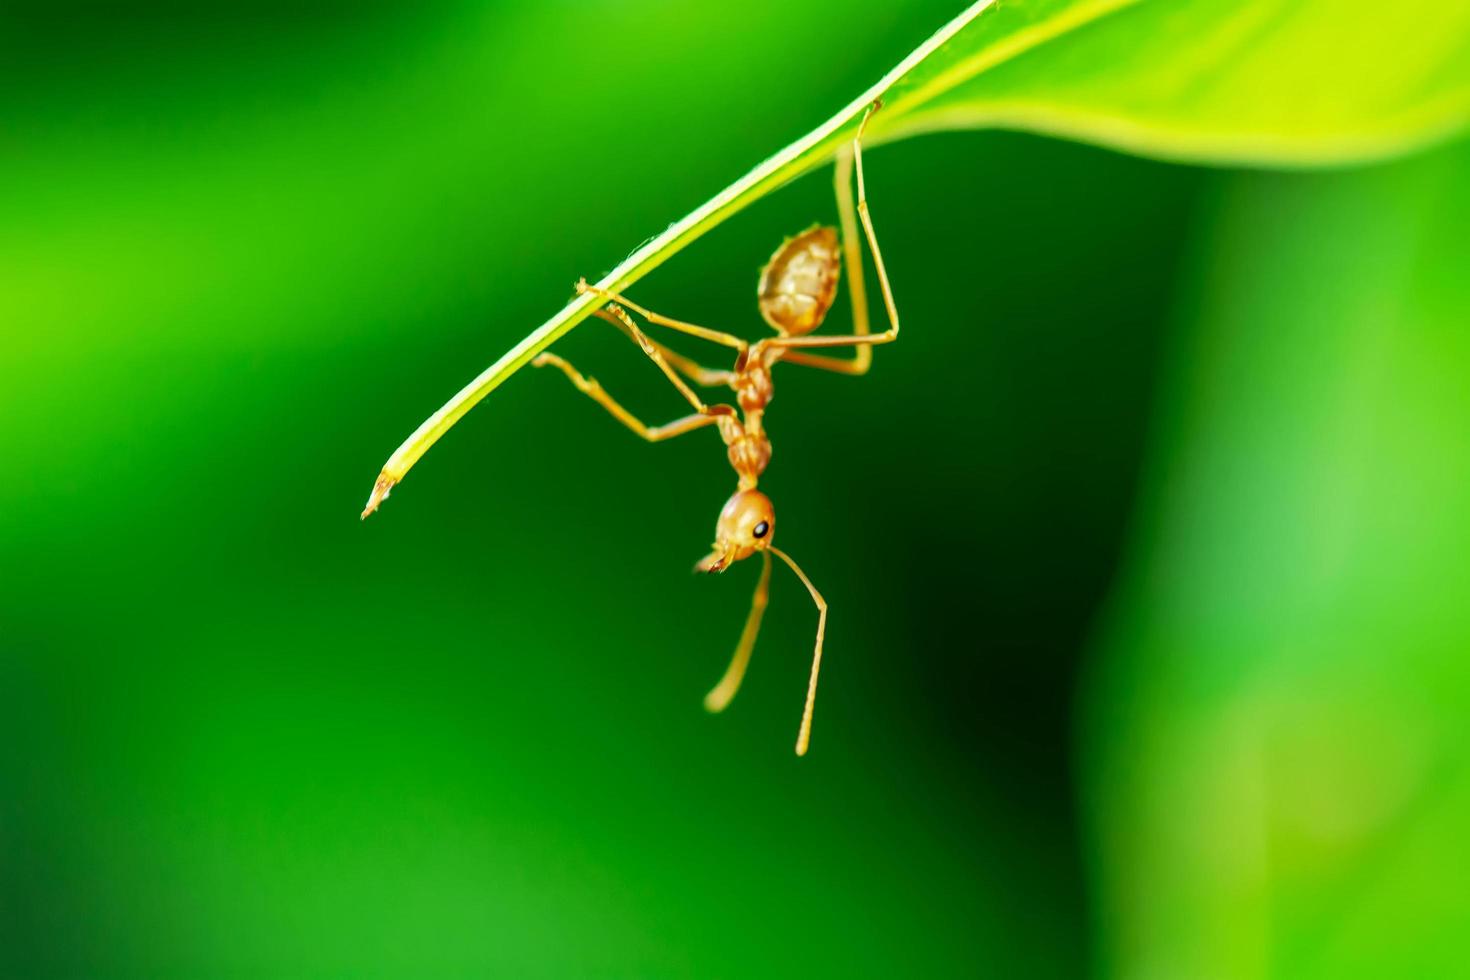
[3,2,1465,977]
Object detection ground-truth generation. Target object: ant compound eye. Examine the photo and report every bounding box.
[753,521,770,539]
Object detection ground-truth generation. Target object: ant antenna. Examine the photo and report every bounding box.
[771,546,828,756]
[704,551,773,714]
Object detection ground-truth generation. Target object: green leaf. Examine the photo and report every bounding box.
[364,0,1470,515]
[886,0,1470,167]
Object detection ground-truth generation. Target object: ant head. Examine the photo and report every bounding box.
[695,489,775,573]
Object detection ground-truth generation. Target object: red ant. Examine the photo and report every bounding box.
[528,101,899,754]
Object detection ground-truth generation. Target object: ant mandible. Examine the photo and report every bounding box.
[531,100,900,755]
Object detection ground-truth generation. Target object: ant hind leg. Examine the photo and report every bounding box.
[770,99,901,368]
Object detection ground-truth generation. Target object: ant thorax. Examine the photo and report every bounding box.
[734,359,774,414]
[721,355,776,488]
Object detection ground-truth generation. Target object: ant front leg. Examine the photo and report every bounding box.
[531,352,726,442]
[589,306,739,422]
[651,343,737,389]
[583,303,735,389]
[533,302,738,441]
[596,309,735,388]
[577,279,749,354]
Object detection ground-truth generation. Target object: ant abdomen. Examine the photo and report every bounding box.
[757,225,841,336]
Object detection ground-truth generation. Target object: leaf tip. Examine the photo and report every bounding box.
[361,473,396,520]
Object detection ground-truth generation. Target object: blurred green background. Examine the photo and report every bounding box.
[2,2,1465,977]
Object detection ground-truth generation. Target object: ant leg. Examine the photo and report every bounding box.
[764,331,896,353]
[590,305,738,420]
[532,352,724,442]
[704,550,772,714]
[767,100,900,363]
[770,546,828,757]
[852,99,900,338]
[836,141,871,346]
[780,143,872,375]
[577,279,748,353]
[593,308,735,387]
[653,342,737,388]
